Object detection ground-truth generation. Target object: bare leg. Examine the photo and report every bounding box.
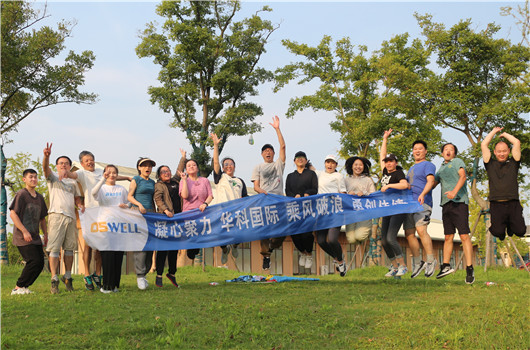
[64,255,73,274]
[83,246,92,276]
[415,225,433,255]
[405,228,420,257]
[443,234,454,264]
[460,234,473,267]
[49,257,60,279]
[94,250,102,275]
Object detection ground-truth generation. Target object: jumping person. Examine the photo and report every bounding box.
[314,155,348,276]
[404,140,437,278]
[379,129,410,277]
[251,116,286,270]
[42,143,82,293]
[9,169,48,295]
[153,150,186,288]
[344,156,376,246]
[91,165,129,293]
[128,157,156,290]
[285,151,318,270]
[481,127,526,240]
[210,133,249,265]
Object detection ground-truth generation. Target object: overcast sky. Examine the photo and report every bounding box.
[5,1,528,220]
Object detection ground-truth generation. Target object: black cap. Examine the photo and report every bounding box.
[383,153,398,162]
[261,144,274,152]
[294,151,307,160]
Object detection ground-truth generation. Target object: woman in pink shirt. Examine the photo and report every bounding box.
[179,159,213,260]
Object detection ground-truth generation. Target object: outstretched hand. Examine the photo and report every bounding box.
[492,126,503,135]
[269,115,280,130]
[383,129,393,139]
[43,142,52,157]
[180,148,187,159]
[210,133,220,146]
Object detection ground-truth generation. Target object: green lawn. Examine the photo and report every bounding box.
[1,265,529,349]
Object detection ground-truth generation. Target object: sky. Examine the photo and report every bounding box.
[4,0,529,220]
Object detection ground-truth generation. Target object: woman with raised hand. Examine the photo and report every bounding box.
[379,129,410,277]
[285,151,318,270]
[153,149,186,288]
[210,133,248,265]
[344,156,376,245]
[314,155,348,276]
[91,165,129,293]
[179,158,213,261]
[128,157,156,290]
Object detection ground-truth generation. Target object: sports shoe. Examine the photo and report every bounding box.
[465,265,475,284]
[112,287,120,293]
[262,256,271,270]
[231,244,239,258]
[436,264,455,279]
[61,276,74,291]
[166,273,179,288]
[298,254,307,267]
[221,246,230,265]
[305,255,313,269]
[11,287,26,295]
[396,265,408,277]
[100,287,112,294]
[337,262,347,277]
[84,276,95,291]
[51,279,60,294]
[137,277,147,290]
[385,266,398,277]
[411,261,426,278]
[155,275,163,287]
[91,273,102,289]
[424,259,437,278]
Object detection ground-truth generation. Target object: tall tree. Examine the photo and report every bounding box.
[136,1,278,176]
[274,35,442,171]
[1,1,97,137]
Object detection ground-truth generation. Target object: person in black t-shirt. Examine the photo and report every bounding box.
[481,127,526,240]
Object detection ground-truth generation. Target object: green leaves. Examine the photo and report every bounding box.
[1,1,97,138]
[137,1,277,176]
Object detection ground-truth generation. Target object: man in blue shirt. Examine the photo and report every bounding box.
[405,140,437,278]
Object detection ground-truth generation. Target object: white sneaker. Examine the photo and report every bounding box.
[298,254,307,267]
[144,277,149,288]
[396,265,408,276]
[337,262,347,277]
[11,288,26,295]
[385,266,398,277]
[424,259,437,278]
[304,255,313,269]
[137,277,147,290]
[100,287,112,294]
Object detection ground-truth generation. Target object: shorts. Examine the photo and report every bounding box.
[404,203,432,230]
[442,202,470,236]
[489,200,526,240]
[46,213,78,253]
[345,220,372,244]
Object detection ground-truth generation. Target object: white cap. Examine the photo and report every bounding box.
[324,154,338,163]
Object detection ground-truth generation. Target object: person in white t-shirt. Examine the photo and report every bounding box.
[250,116,286,270]
[91,164,129,293]
[313,155,348,276]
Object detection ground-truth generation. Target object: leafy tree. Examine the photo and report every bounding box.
[1,1,97,137]
[274,35,442,172]
[136,1,278,176]
[5,152,51,202]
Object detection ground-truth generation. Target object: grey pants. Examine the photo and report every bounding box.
[133,251,153,277]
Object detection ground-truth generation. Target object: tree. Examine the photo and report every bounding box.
[136,1,278,176]
[501,0,530,46]
[274,35,442,171]
[1,1,97,137]
[1,1,96,264]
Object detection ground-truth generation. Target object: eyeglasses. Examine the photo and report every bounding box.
[223,163,234,167]
[160,170,171,174]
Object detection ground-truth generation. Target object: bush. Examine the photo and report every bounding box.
[6,232,24,265]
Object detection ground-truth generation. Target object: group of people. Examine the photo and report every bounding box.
[9,118,525,295]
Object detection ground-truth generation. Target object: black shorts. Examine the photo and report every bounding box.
[489,200,526,240]
[442,202,470,236]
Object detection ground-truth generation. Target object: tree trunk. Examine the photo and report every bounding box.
[0,143,9,264]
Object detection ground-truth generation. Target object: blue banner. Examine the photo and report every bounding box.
[142,189,422,251]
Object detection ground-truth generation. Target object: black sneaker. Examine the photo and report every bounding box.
[155,275,163,287]
[262,256,271,270]
[436,264,455,279]
[411,261,426,278]
[465,265,475,284]
[166,273,179,288]
[61,276,74,292]
[51,279,60,294]
[91,273,102,289]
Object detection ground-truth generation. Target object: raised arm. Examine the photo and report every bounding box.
[42,143,53,179]
[210,133,221,175]
[174,148,187,178]
[270,116,286,163]
[499,131,521,162]
[178,171,189,199]
[380,129,392,172]
[481,127,502,163]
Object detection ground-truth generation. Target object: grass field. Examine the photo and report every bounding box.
[1,265,529,349]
